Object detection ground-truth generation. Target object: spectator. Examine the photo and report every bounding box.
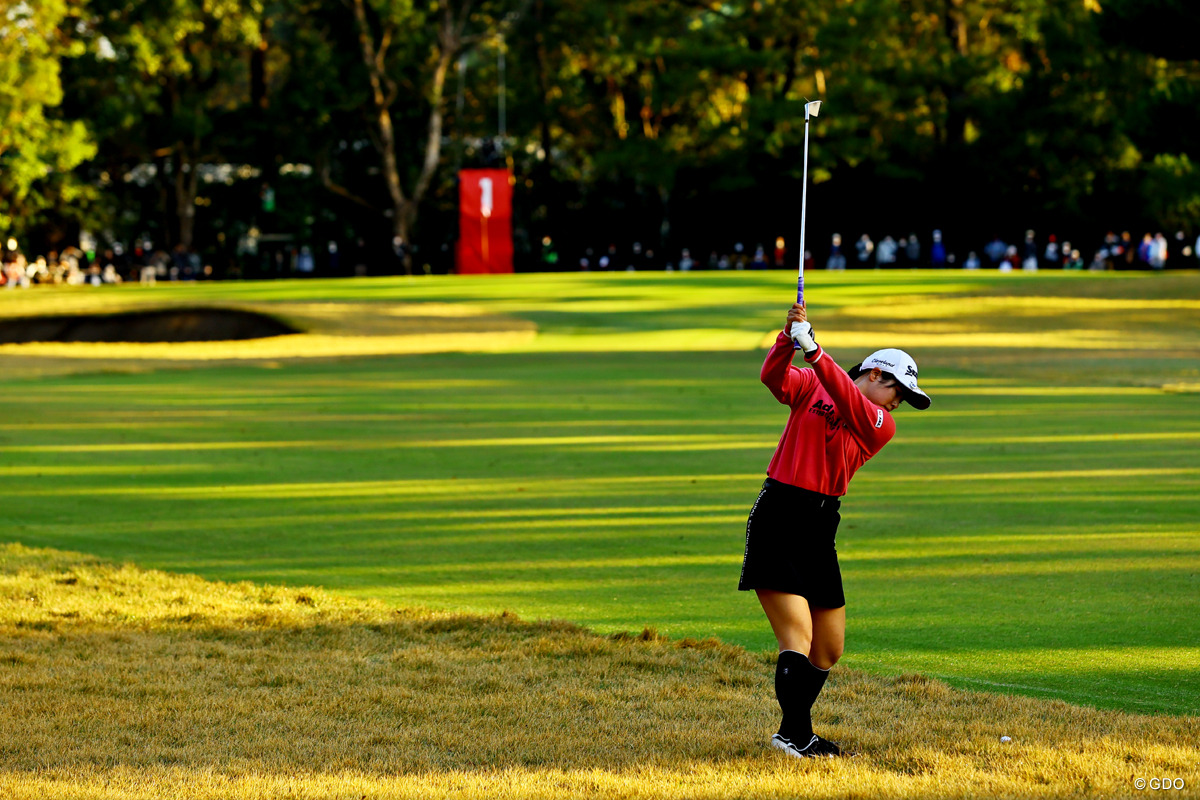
[773,237,787,268]
[707,250,719,270]
[875,235,897,268]
[679,248,694,271]
[1064,249,1084,270]
[29,256,49,283]
[1107,238,1125,270]
[964,251,981,270]
[296,246,315,275]
[733,242,748,270]
[1102,232,1120,269]
[983,236,1006,266]
[1088,249,1108,271]
[326,241,340,273]
[1022,230,1038,264]
[1150,232,1168,269]
[930,230,947,268]
[826,234,846,270]
[905,233,921,266]
[1113,232,1131,269]
[751,245,768,270]
[1043,235,1060,269]
[1000,245,1019,272]
[643,248,658,270]
[1137,233,1153,265]
[855,234,874,265]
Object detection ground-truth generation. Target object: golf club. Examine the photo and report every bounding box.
[797,99,821,305]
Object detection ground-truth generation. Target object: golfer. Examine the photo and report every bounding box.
[739,302,930,758]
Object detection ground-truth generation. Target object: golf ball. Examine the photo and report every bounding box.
[1000,736,1012,743]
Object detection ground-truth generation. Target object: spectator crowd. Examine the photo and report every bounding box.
[0,238,217,289]
[3,226,1198,288]
[555,228,1200,274]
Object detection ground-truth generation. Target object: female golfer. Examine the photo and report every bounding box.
[739,302,930,758]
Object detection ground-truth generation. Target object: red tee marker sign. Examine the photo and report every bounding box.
[457,169,513,274]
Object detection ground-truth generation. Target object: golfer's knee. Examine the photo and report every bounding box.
[810,643,843,670]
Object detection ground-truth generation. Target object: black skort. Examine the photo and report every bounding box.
[737,477,845,609]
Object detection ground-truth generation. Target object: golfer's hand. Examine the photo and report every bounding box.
[790,321,817,353]
[786,302,807,330]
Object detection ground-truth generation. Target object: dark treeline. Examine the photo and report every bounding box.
[3,0,1198,276]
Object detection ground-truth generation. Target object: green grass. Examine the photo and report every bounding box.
[0,271,1197,716]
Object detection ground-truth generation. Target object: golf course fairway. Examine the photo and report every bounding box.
[0,270,1197,718]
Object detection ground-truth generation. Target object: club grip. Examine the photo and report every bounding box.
[796,276,805,305]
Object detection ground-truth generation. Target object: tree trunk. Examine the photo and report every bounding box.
[174,149,200,249]
[411,49,453,207]
[351,0,411,273]
[943,0,969,148]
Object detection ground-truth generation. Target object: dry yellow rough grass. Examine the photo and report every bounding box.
[1,543,1196,799]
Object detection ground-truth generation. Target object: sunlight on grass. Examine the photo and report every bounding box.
[855,556,1200,579]
[0,465,207,476]
[843,294,1200,318]
[865,467,1200,482]
[0,272,1195,372]
[0,440,327,453]
[11,474,761,499]
[761,329,1185,351]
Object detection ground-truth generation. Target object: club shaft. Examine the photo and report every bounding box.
[798,114,810,304]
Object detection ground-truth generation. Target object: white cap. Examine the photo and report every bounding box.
[857,348,931,409]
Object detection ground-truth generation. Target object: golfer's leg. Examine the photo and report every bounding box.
[754,589,812,653]
[800,605,845,743]
[756,590,817,743]
[808,605,846,669]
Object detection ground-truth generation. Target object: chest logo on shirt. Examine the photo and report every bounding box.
[808,399,844,432]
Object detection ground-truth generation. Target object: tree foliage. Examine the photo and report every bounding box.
[0,0,97,242]
[4,0,1198,264]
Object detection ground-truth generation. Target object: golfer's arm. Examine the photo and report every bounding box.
[804,345,895,452]
[761,331,814,405]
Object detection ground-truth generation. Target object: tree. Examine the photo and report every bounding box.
[66,0,267,249]
[344,0,531,271]
[0,0,97,243]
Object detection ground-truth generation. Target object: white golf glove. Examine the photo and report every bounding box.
[789,321,818,354]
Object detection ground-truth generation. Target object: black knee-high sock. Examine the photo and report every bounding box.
[775,650,830,742]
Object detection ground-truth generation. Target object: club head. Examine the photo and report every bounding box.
[805,100,822,119]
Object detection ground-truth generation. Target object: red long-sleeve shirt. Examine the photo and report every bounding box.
[760,331,895,496]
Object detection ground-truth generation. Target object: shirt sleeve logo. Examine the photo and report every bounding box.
[875,409,884,428]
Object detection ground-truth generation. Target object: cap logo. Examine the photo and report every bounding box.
[905,365,918,379]
[873,359,897,368]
